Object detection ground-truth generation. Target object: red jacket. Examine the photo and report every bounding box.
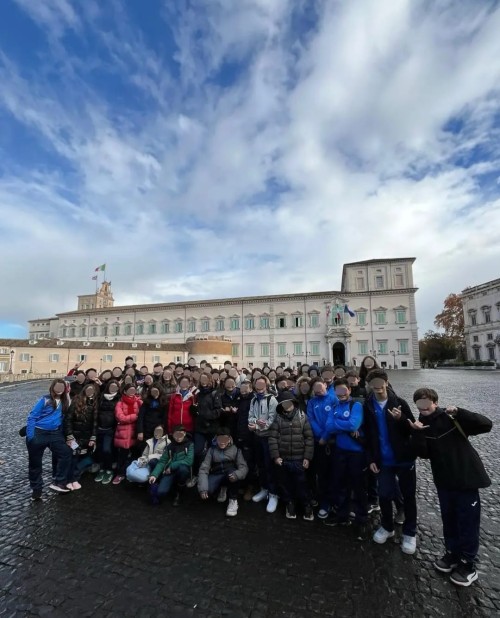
[114,395,141,449]
[167,389,195,435]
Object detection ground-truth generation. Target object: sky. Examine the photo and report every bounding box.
[0,0,499,339]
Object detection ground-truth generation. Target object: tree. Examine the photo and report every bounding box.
[419,330,457,365]
[434,293,466,359]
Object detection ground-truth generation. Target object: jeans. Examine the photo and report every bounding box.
[116,447,130,475]
[437,488,481,563]
[254,435,277,494]
[194,432,215,474]
[275,460,310,506]
[27,428,72,490]
[156,465,191,498]
[206,472,240,499]
[309,441,334,509]
[68,453,94,482]
[96,428,114,471]
[237,437,257,485]
[332,449,368,523]
[378,464,417,536]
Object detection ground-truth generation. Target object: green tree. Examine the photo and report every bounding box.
[419,330,457,365]
[434,293,466,359]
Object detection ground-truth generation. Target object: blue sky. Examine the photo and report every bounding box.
[1,0,500,338]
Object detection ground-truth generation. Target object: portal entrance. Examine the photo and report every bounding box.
[332,342,346,365]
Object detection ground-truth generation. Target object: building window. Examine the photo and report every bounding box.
[103,354,113,363]
[113,325,120,336]
[484,311,491,324]
[356,277,365,291]
[375,311,386,325]
[358,341,368,355]
[174,322,183,333]
[357,312,367,327]
[487,333,493,341]
[102,325,108,337]
[488,347,495,360]
[261,343,270,358]
[215,319,225,331]
[245,317,255,330]
[69,327,76,337]
[188,320,196,333]
[293,316,303,328]
[377,340,388,355]
[136,324,144,335]
[277,316,286,328]
[473,335,479,342]
[231,344,239,357]
[149,323,157,334]
[277,343,286,357]
[79,326,86,337]
[0,362,7,372]
[49,354,59,363]
[245,344,254,357]
[230,318,240,330]
[310,342,320,356]
[78,354,87,362]
[401,361,408,368]
[395,310,407,324]
[474,348,481,361]
[293,342,303,356]
[398,340,409,354]
[260,316,270,329]
[91,326,97,337]
[470,314,477,326]
[61,328,67,337]
[309,313,319,328]
[124,324,132,336]
[394,274,404,287]
[161,322,170,334]
[20,353,30,362]
[375,276,384,289]
[152,355,161,363]
[201,320,210,332]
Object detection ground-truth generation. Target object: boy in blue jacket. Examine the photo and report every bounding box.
[324,378,368,539]
[306,378,338,519]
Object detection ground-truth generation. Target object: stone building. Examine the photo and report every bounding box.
[28,258,421,369]
[462,277,500,364]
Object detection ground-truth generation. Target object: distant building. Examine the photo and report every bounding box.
[462,278,500,363]
[27,258,421,369]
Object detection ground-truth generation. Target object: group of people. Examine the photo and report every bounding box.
[24,355,492,587]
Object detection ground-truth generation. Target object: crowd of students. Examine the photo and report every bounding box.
[24,355,493,587]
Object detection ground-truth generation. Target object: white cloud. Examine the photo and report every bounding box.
[1,0,500,339]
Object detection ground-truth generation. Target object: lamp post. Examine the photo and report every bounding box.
[8,349,14,374]
[390,350,398,369]
[99,357,103,372]
[30,356,33,373]
[286,353,292,366]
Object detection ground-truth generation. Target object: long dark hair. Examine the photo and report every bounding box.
[142,384,169,407]
[359,356,380,382]
[72,383,99,418]
[48,379,70,414]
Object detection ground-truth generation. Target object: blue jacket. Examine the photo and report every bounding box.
[327,399,364,452]
[306,392,338,442]
[26,396,63,440]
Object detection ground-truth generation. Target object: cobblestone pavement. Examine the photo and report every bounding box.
[0,373,499,617]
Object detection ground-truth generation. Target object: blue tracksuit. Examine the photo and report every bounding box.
[26,396,63,440]
[328,399,364,452]
[307,392,338,442]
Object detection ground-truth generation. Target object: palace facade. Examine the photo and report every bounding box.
[28,258,421,369]
[462,277,500,364]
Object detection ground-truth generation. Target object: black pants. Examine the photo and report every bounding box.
[275,460,310,506]
[27,428,72,490]
[437,488,481,563]
[237,437,257,485]
[378,465,417,536]
[332,448,368,524]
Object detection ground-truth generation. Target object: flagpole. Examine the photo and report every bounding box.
[95,276,98,294]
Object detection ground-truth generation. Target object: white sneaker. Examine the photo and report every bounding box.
[186,475,198,488]
[373,526,395,544]
[226,499,238,517]
[317,508,330,519]
[71,481,82,490]
[401,535,417,554]
[217,486,227,503]
[266,493,278,514]
[252,488,268,503]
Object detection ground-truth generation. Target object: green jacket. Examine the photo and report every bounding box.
[151,439,194,478]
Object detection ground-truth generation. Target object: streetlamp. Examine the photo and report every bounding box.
[30,356,33,373]
[286,353,292,366]
[8,350,14,374]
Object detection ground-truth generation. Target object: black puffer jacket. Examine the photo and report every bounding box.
[220,389,240,437]
[268,404,314,462]
[64,399,98,449]
[413,407,492,490]
[97,393,119,430]
[236,393,253,442]
[193,388,223,434]
[137,400,167,439]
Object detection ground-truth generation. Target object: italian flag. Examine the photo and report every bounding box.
[95,264,106,272]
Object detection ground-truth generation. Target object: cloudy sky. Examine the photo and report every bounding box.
[1,0,499,339]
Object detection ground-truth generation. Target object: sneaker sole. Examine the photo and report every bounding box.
[226,512,238,517]
[401,546,416,555]
[434,563,457,573]
[373,533,394,544]
[317,512,329,519]
[450,572,478,587]
[286,514,297,519]
[49,485,70,493]
[303,517,314,521]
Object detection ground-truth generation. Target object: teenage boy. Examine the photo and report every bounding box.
[306,378,337,519]
[410,388,492,586]
[364,369,418,554]
[345,370,367,404]
[320,366,335,393]
[325,378,368,539]
[268,392,315,521]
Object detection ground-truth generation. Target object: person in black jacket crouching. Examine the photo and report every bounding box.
[410,387,492,587]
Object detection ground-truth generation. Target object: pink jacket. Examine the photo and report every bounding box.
[114,395,141,449]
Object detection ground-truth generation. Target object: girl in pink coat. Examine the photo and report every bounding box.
[113,384,141,485]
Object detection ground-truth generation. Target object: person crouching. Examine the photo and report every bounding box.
[197,427,248,517]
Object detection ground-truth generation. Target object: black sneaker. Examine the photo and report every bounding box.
[323,515,351,527]
[303,506,314,521]
[31,490,43,501]
[449,560,478,587]
[434,552,459,573]
[173,493,181,507]
[394,508,405,525]
[354,523,369,541]
[49,483,70,494]
[368,503,380,514]
[286,502,297,519]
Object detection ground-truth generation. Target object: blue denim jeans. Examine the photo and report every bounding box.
[68,453,94,482]
[156,465,191,498]
[27,428,72,490]
[275,460,310,506]
[378,464,417,536]
[206,472,240,499]
[254,435,277,494]
[96,428,114,471]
